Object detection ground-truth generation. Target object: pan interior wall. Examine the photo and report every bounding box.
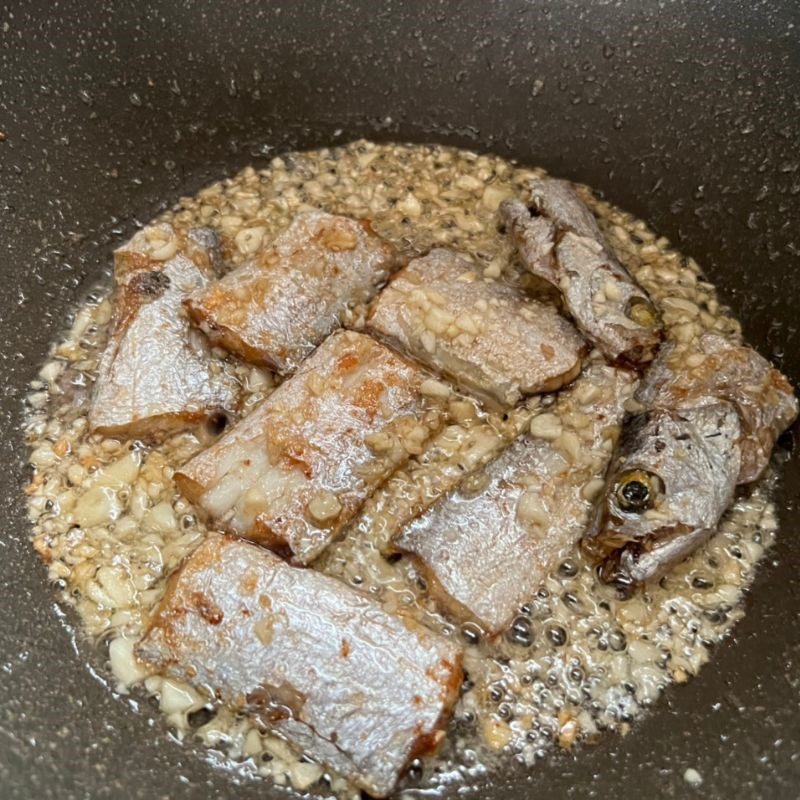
[1,1,798,798]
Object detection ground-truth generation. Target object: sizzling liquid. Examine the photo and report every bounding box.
[24,141,780,798]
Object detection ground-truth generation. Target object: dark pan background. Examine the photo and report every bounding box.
[1,1,798,798]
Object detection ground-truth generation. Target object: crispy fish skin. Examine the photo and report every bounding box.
[90,224,240,440]
[584,333,797,585]
[366,248,586,407]
[185,211,398,374]
[500,179,662,366]
[176,331,447,564]
[395,363,635,633]
[136,534,463,798]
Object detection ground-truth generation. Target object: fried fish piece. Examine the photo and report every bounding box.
[635,333,799,482]
[136,534,463,798]
[366,248,586,407]
[582,403,742,586]
[500,179,662,366]
[394,363,635,633]
[583,333,797,585]
[90,224,240,440]
[176,331,447,564]
[185,211,398,373]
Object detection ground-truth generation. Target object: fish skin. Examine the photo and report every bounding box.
[584,333,797,585]
[186,211,398,374]
[583,404,742,585]
[500,179,662,366]
[395,362,635,633]
[635,333,799,483]
[136,534,463,798]
[366,248,586,408]
[176,330,447,564]
[90,224,240,440]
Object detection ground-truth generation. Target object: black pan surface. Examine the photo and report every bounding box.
[1,1,798,798]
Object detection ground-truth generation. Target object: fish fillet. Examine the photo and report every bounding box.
[395,363,636,633]
[90,224,239,440]
[367,248,585,407]
[186,211,398,373]
[176,331,447,564]
[136,534,463,798]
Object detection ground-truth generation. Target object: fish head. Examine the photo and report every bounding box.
[582,404,741,586]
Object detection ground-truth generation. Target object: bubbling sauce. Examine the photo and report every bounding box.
[25,141,780,798]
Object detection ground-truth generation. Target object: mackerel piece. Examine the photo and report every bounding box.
[186,211,398,373]
[367,248,585,407]
[136,535,463,798]
[176,331,447,564]
[90,224,239,440]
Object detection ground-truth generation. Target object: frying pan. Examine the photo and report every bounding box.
[1,1,798,797]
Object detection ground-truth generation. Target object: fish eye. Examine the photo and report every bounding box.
[614,469,663,512]
[626,296,659,327]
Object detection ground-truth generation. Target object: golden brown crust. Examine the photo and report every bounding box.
[185,211,399,373]
[185,297,283,369]
[93,410,212,440]
[172,472,207,506]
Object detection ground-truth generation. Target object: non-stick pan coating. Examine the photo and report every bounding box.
[1,1,798,798]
